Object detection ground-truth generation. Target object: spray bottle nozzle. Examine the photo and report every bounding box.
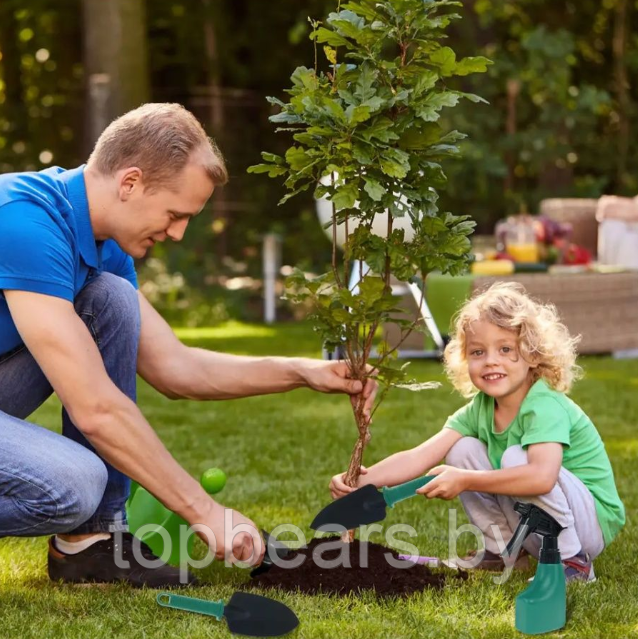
[501,502,564,564]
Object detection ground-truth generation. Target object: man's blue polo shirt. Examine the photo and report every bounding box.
[0,165,138,356]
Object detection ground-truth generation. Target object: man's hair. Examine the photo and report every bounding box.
[87,103,228,189]
[444,282,582,397]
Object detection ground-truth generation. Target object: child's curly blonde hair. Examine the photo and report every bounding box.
[444,282,582,398]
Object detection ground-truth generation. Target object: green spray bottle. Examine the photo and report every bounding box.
[500,502,566,635]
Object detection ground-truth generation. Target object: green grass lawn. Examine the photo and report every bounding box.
[1,321,637,638]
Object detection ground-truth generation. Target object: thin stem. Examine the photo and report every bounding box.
[379,273,428,361]
[358,259,366,371]
[330,173,343,288]
[363,319,379,363]
[400,41,408,67]
[368,384,391,421]
[344,213,350,289]
[311,20,319,74]
[344,323,356,370]
[350,265,372,291]
[384,212,393,290]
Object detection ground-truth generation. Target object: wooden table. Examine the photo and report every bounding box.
[387,271,638,356]
[471,271,638,354]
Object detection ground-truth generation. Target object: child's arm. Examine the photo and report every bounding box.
[418,442,563,500]
[330,428,463,499]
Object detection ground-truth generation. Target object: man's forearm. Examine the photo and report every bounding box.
[167,347,309,400]
[77,394,212,524]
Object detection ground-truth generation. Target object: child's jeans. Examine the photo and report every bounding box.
[0,273,139,537]
[446,437,605,560]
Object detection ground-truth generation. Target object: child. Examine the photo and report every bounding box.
[330,282,625,581]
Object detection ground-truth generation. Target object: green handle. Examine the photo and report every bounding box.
[382,475,436,508]
[157,593,225,621]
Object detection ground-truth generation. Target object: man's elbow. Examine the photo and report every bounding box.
[70,395,129,438]
[162,386,185,401]
[137,373,184,400]
[140,346,191,400]
[152,374,188,400]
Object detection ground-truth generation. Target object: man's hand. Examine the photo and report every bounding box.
[417,465,470,500]
[198,501,265,566]
[299,359,378,423]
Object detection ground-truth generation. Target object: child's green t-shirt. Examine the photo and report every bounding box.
[444,379,625,546]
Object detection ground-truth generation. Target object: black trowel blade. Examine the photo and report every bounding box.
[224,591,299,637]
[310,484,388,531]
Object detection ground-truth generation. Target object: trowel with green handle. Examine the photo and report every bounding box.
[250,529,298,578]
[310,475,436,531]
[157,591,299,637]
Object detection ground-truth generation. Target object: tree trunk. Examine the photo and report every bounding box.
[202,0,229,262]
[504,79,520,197]
[538,120,573,195]
[82,0,150,148]
[341,387,369,542]
[0,4,27,143]
[612,0,630,190]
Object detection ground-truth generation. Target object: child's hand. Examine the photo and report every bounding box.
[417,465,470,500]
[329,466,368,500]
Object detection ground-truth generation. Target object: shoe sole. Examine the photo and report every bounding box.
[47,536,198,588]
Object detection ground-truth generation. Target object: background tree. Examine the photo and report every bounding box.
[82,0,150,149]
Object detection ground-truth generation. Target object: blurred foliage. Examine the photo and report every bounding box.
[1,0,637,321]
[438,0,637,228]
[137,254,263,327]
[0,0,83,172]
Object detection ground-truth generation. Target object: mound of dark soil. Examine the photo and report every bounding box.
[249,538,467,597]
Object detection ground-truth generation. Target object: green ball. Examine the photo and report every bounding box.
[200,468,227,494]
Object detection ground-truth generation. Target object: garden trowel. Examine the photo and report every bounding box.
[157,591,299,637]
[311,475,436,531]
[250,529,300,578]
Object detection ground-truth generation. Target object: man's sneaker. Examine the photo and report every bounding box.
[48,533,198,588]
[563,551,596,583]
[457,548,530,572]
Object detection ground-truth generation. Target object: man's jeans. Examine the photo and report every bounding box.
[0,273,140,537]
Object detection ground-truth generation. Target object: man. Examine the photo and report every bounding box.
[0,103,375,587]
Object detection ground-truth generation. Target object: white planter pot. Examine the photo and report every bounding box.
[315,174,416,249]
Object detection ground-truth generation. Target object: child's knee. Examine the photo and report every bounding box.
[446,436,487,468]
[501,445,528,469]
